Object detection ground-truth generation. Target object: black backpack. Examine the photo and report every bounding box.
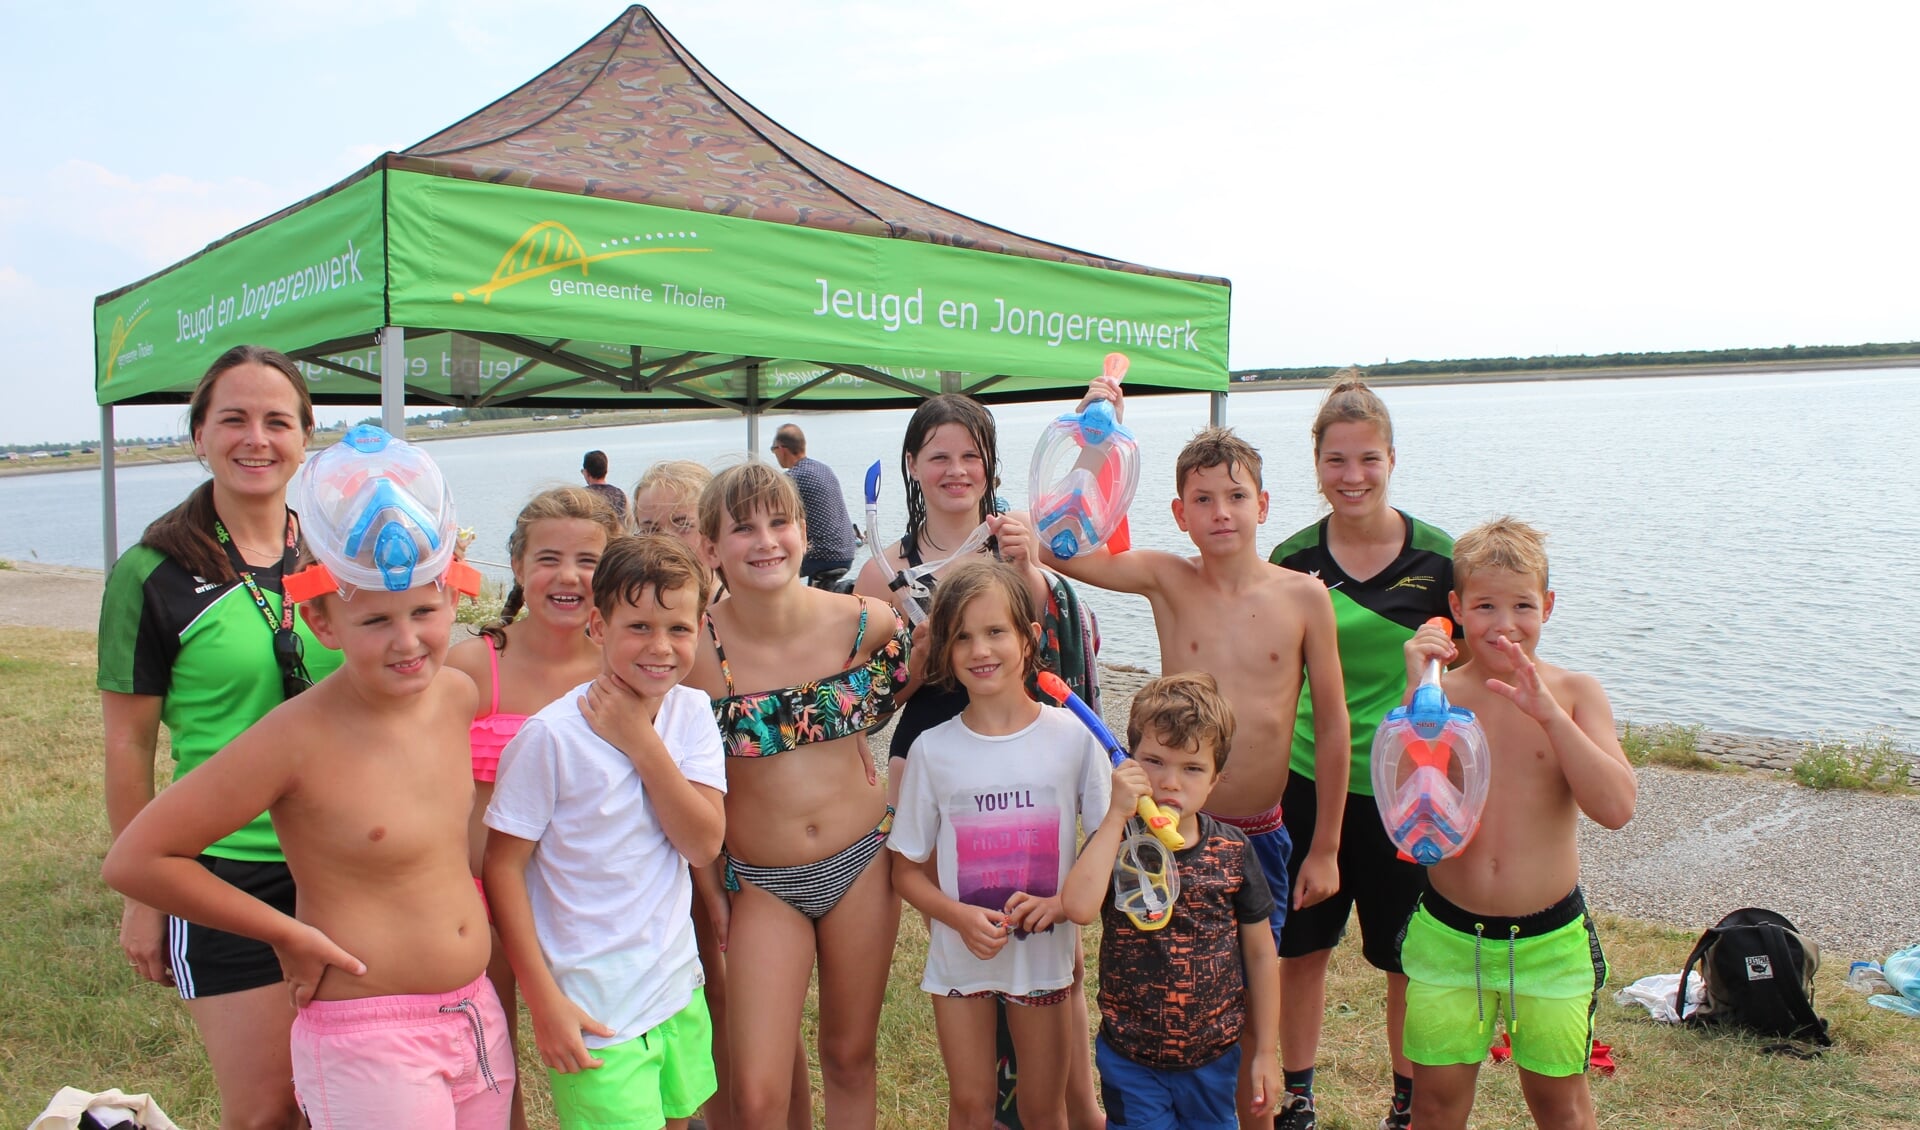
[1677,908,1831,1049]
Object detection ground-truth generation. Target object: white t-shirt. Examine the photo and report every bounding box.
[890,704,1111,997]
[485,681,726,1045]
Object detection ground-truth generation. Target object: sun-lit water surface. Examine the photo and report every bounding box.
[8,368,1915,744]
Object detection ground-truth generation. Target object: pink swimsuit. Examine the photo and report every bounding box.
[467,637,530,784]
[469,638,529,916]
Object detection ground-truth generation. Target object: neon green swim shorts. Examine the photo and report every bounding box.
[1400,887,1607,1078]
[547,988,716,1130]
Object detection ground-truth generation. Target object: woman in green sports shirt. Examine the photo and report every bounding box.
[99,345,341,1130]
[1266,375,1459,1130]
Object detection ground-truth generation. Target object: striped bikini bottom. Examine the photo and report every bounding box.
[724,807,894,920]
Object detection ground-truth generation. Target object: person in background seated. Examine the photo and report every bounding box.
[771,424,857,588]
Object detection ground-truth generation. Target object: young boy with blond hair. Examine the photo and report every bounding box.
[1001,390,1349,1128]
[104,431,508,1128]
[484,535,728,1130]
[1065,672,1281,1128]
[1397,517,1636,1130]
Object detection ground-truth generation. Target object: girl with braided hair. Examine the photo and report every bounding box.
[446,485,624,1130]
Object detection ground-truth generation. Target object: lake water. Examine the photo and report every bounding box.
[8,368,1916,745]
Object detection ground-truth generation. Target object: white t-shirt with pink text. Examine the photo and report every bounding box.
[891,704,1110,997]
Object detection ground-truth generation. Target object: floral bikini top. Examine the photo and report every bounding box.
[707,599,912,758]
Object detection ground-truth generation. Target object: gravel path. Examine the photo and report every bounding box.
[1580,766,1919,959]
[18,559,1915,961]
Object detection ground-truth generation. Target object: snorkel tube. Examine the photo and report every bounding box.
[1037,671,1184,930]
[887,520,994,627]
[863,460,883,568]
[1036,672,1184,851]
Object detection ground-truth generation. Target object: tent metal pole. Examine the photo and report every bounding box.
[101,405,119,571]
[380,326,406,434]
[746,363,761,458]
[1210,390,1227,427]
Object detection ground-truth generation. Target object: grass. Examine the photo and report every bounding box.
[455,576,510,628]
[1790,731,1916,793]
[1619,721,1717,771]
[4,623,1919,1128]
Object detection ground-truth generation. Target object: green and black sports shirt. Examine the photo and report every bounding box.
[99,544,342,860]
[1270,512,1456,795]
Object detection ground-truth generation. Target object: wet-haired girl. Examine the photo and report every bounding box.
[1266,373,1460,1130]
[852,393,1089,785]
[447,485,625,1130]
[889,560,1110,1130]
[688,462,910,1129]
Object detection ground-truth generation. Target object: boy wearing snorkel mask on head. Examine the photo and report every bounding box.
[1065,672,1281,1129]
[104,427,509,1129]
[1396,517,1635,1130]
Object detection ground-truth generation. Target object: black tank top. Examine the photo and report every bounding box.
[887,537,971,760]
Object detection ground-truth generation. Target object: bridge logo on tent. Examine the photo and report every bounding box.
[102,300,152,385]
[453,221,709,305]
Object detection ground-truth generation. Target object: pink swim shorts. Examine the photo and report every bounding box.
[292,972,514,1130]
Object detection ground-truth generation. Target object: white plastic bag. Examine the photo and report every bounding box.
[1883,944,1920,998]
[1867,944,1920,1017]
[29,1087,181,1130]
[1614,971,1702,1023]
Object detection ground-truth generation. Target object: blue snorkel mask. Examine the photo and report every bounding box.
[286,425,478,602]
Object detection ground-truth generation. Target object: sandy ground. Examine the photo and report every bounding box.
[0,561,103,630]
[15,558,1917,961]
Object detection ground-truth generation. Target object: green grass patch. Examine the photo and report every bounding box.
[3,624,1918,1128]
[454,576,510,628]
[1790,731,1916,793]
[1621,721,1718,771]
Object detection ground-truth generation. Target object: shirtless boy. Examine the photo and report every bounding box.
[1002,401,1349,1128]
[1397,517,1636,1130]
[104,432,506,1129]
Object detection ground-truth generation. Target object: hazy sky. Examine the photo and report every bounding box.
[3,1,1915,444]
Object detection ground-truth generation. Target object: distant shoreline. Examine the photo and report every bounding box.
[0,407,735,479]
[1235,352,1920,390]
[9,355,1916,479]
[1,557,1909,767]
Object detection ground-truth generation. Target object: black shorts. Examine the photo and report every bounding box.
[167,855,293,1000]
[1277,772,1427,972]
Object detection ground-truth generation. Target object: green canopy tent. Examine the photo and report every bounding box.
[92,5,1231,568]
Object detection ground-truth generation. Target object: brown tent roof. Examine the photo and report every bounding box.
[390,5,1221,286]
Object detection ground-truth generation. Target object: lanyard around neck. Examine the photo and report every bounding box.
[214,512,299,634]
